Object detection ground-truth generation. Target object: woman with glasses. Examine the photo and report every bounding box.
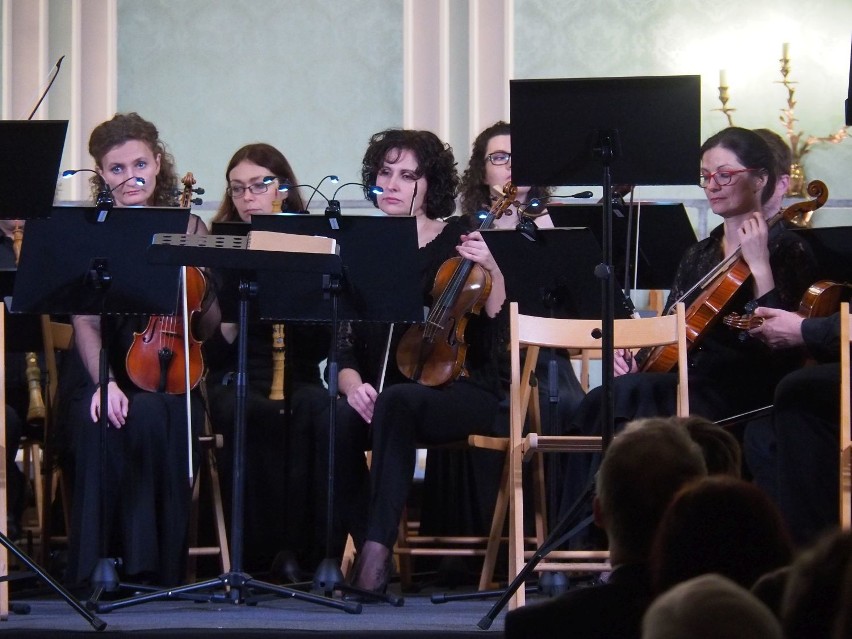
[325,128,507,596]
[557,127,816,532]
[458,120,555,229]
[64,113,221,587]
[205,142,332,578]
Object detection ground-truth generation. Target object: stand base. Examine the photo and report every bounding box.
[311,557,404,607]
[0,531,106,630]
[89,570,363,614]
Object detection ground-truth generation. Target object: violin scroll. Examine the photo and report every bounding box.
[782,179,828,228]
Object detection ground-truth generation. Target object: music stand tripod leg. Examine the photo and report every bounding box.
[310,275,403,606]
[93,277,361,615]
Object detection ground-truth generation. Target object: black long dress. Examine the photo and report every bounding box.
[64,316,204,586]
[205,318,331,574]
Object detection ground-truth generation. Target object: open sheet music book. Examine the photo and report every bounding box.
[153,230,338,255]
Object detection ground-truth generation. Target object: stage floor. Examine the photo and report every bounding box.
[1,586,511,638]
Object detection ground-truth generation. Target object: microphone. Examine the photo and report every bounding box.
[62,169,145,222]
[303,175,339,212]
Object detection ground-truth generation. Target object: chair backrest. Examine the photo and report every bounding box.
[509,301,689,443]
[840,302,850,529]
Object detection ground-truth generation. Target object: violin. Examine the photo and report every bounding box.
[641,179,829,373]
[125,174,207,393]
[723,280,852,332]
[395,182,517,387]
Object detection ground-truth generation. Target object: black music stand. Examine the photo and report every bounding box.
[0,120,67,220]
[474,75,700,629]
[11,207,192,628]
[95,215,421,613]
[793,226,852,283]
[250,214,421,604]
[548,203,697,291]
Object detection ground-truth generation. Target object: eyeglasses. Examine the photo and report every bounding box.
[486,152,511,166]
[226,181,276,198]
[699,168,759,188]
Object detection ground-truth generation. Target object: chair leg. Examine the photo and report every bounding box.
[479,447,510,590]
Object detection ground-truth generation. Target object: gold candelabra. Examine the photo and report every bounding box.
[776,43,848,196]
[716,43,849,196]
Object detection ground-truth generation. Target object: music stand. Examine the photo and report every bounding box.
[0,120,67,220]
[95,215,421,612]
[548,203,697,291]
[475,75,700,629]
[250,214,421,604]
[793,226,852,283]
[11,207,187,628]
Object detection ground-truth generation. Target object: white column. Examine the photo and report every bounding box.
[66,0,117,200]
[2,0,49,119]
[403,0,451,140]
[469,0,513,135]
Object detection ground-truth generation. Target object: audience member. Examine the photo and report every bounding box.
[780,529,852,639]
[503,416,707,639]
[680,415,742,477]
[650,476,793,594]
[642,573,782,639]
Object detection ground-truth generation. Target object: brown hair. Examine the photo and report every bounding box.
[88,112,178,207]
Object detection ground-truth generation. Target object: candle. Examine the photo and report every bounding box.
[782,42,790,59]
[719,69,728,87]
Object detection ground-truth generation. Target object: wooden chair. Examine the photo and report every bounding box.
[507,302,689,609]
[17,318,74,566]
[184,380,230,581]
[840,302,851,530]
[392,435,510,590]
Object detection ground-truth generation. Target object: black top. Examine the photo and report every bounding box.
[642,220,817,381]
[337,217,503,397]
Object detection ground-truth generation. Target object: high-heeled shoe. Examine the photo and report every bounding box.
[352,540,392,593]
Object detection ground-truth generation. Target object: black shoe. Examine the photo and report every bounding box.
[270,550,302,583]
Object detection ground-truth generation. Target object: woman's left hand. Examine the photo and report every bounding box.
[738,212,770,272]
[457,231,498,273]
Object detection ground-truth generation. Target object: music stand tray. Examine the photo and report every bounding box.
[0,121,67,220]
[251,214,422,323]
[12,207,187,315]
[548,202,697,290]
[482,227,631,319]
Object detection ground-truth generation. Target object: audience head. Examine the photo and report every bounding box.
[212,143,304,223]
[650,476,793,594]
[679,415,742,477]
[753,128,792,215]
[594,417,707,565]
[458,120,552,220]
[88,112,178,207]
[699,126,776,211]
[642,573,782,639]
[360,128,458,220]
[780,529,852,639]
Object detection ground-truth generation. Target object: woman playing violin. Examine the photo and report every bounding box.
[328,129,507,594]
[559,127,816,527]
[63,113,220,587]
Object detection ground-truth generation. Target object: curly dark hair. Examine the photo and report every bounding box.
[458,120,553,222]
[88,112,179,207]
[360,129,458,220]
[211,143,304,223]
[700,127,777,205]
